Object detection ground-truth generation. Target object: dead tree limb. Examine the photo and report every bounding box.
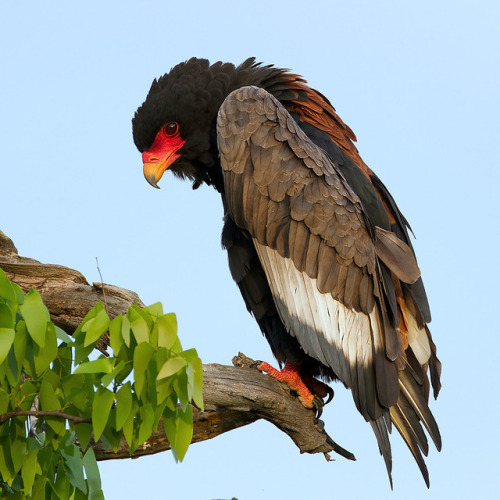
[0,229,354,462]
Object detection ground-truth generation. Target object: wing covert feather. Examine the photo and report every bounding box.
[217,86,439,483]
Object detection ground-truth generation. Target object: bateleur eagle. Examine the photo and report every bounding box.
[132,58,441,487]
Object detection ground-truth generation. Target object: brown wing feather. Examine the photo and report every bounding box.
[218,85,399,416]
[280,75,438,380]
[217,85,440,484]
[283,71,442,403]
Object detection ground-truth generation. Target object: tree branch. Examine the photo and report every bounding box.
[93,359,354,462]
[0,229,354,462]
[0,410,91,425]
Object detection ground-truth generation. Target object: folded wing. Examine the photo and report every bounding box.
[217,86,441,486]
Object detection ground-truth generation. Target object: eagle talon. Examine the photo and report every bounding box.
[324,386,334,405]
[251,360,263,370]
[312,395,324,419]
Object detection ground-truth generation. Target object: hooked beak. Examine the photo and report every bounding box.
[142,132,185,188]
[143,156,175,189]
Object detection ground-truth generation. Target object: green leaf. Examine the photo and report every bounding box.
[146,359,159,407]
[179,348,203,407]
[174,406,193,462]
[74,423,93,451]
[130,305,154,329]
[122,401,138,448]
[133,342,154,396]
[55,326,72,344]
[152,399,167,431]
[178,348,199,362]
[31,475,47,500]
[138,403,154,444]
[101,415,122,453]
[170,337,183,353]
[21,448,39,495]
[60,445,86,494]
[173,370,189,410]
[61,375,88,413]
[121,314,131,347]
[0,327,15,365]
[156,313,178,349]
[13,321,27,371]
[10,434,27,474]
[187,356,204,410]
[91,387,114,441]
[129,312,149,345]
[39,374,61,411]
[39,372,64,434]
[83,308,109,347]
[144,302,163,317]
[12,282,25,306]
[20,290,49,348]
[157,357,187,380]
[18,381,37,411]
[163,407,176,449]
[73,487,88,500]
[115,383,132,431]
[33,322,58,376]
[74,357,115,375]
[53,462,71,499]
[155,380,171,407]
[54,343,72,377]
[0,387,10,414]
[0,303,14,328]
[101,359,125,387]
[73,323,94,365]
[108,315,122,355]
[5,348,18,387]
[82,449,103,500]
[0,437,15,484]
[0,272,16,302]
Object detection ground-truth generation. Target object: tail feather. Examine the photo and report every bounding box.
[370,415,393,489]
[426,326,442,399]
[367,339,441,486]
[396,393,429,456]
[390,404,430,488]
[398,369,442,451]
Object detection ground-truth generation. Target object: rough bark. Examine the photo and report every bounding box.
[0,229,354,462]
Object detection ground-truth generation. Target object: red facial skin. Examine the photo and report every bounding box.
[142,123,185,188]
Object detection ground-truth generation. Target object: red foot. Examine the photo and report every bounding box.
[302,374,334,403]
[257,361,317,409]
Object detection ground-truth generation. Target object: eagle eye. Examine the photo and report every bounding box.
[164,122,179,137]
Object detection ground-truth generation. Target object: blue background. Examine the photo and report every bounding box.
[1,1,499,498]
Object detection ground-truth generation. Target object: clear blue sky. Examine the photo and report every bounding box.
[1,1,499,498]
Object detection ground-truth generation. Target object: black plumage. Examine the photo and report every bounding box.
[132,58,441,487]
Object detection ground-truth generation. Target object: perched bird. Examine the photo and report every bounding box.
[132,58,441,487]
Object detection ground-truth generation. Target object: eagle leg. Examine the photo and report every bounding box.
[256,361,329,416]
